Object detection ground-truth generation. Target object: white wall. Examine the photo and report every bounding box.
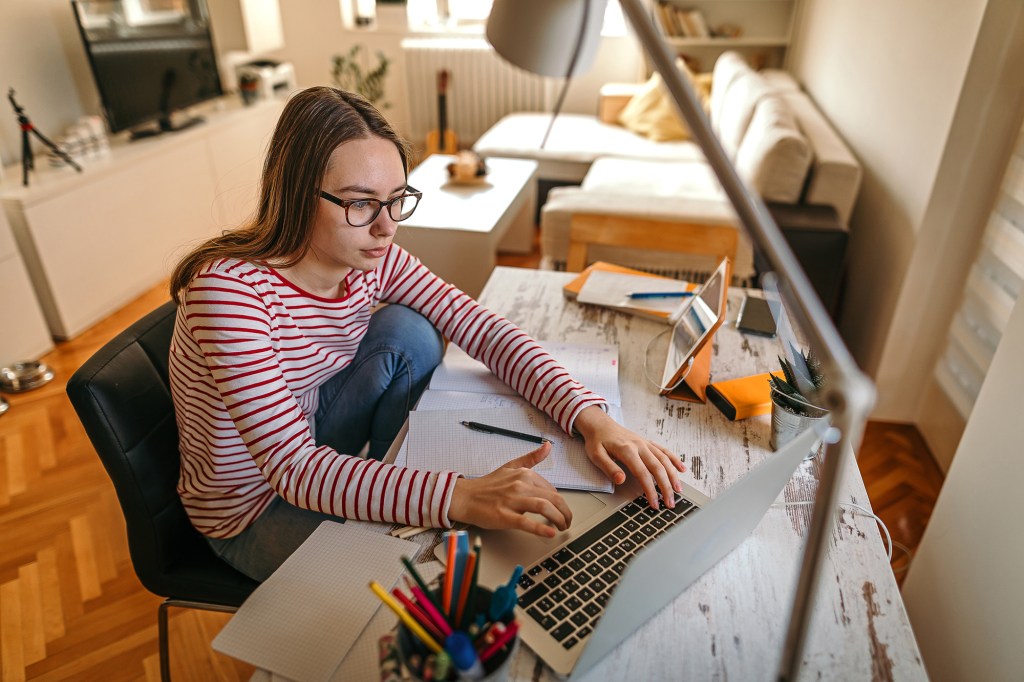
[900,292,1024,680]
[0,1,97,168]
[787,0,986,381]
[787,0,1024,456]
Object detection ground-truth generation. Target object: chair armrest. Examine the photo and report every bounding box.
[598,83,641,124]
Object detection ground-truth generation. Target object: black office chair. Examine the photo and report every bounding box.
[67,301,258,681]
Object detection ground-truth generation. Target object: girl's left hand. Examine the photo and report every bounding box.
[572,405,685,509]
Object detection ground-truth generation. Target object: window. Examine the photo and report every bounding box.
[406,0,626,36]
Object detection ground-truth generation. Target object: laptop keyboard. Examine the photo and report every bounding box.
[515,491,700,650]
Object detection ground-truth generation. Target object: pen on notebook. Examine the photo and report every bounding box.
[627,291,695,299]
[460,421,550,445]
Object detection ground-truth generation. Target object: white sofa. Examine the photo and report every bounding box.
[473,52,861,296]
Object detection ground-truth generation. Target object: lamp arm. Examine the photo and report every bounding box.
[617,2,875,679]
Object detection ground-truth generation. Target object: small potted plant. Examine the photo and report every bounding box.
[331,44,391,109]
[768,349,829,458]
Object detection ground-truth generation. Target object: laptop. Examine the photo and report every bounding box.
[437,425,821,678]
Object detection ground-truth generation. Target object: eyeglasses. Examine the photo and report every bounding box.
[318,186,422,227]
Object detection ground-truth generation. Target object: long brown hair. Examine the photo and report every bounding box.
[170,86,410,302]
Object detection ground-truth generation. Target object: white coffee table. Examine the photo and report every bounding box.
[394,154,538,297]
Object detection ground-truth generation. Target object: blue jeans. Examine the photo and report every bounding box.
[206,304,444,581]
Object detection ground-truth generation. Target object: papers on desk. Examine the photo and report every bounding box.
[428,341,621,406]
[398,341,622,493]
[407,407,615,492]
[213,522,420,682]
[564,263,697,323]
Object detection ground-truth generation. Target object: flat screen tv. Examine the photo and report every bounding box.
[72,0,224,138]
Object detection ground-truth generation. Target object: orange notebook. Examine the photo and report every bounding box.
[706,372,782,421]
[563,262,695,323]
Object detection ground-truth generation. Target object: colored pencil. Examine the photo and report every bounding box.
[462,536,482,630]
[391,588,444,641]
[369,581,443,654]
[401,555,442,612]
[454,545,477,627]
[409,585,453,637]
[443,533,457,619]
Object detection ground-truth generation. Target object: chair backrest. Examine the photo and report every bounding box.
[67,301,257,604]
[566,213,739,274]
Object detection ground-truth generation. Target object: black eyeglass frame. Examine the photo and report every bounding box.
[318,186,423,227]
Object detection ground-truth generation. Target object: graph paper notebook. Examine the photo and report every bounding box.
[213,522,417,682]
[405,406,616,492]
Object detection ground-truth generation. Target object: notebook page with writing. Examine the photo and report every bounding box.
[405,407,615,493]
[213,522,417,682]
[416,389,533,412]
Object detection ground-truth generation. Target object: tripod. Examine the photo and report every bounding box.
[7,88,82,187]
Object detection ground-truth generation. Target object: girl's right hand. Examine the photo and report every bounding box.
[447,442,572,538]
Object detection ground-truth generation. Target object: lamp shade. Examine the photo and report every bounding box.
[486,0,608,78]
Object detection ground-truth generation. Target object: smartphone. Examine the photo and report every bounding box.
[737,295,777,338]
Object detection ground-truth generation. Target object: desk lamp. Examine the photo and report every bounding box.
[484,2,876,679]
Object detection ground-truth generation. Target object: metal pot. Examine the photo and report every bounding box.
[769,388,828,460]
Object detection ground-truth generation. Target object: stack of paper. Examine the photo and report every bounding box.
[213,522,420,681]
[563,262,696,323]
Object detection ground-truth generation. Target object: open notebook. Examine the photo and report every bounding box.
[398,341,622,492]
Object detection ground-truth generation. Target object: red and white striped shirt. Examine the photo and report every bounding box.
[169,246,607,538]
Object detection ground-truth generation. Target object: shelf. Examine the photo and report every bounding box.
[665,36,789,48]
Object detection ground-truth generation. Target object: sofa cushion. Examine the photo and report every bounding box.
[735,95,813,204]
[780,91,862,225]
[618,71,691,142]
[472,112,704,182]
[709,51,753,131]
[715,69,775,160]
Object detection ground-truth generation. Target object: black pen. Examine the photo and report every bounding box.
[460,421,550,444]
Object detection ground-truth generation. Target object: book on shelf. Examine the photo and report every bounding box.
[685,9,710,38]
[654,3,712,39]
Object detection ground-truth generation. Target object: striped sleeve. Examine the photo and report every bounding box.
[376,247,608,433]
[178,264,460,528]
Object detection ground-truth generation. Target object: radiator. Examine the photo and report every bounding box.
[401,37,550,147]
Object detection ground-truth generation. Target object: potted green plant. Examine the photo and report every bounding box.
[331,44,391,108]
[768,349,829,459]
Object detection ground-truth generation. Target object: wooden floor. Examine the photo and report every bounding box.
[0,252,945,680]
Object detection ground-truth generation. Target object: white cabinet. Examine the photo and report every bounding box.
[0,98,284,340]
[0,208,52,366]
[653,0,799,71]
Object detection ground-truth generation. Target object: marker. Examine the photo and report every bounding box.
[627,291,695,299]
[461,421,550,445]
[479,620,520,664]
[489,565,523,622]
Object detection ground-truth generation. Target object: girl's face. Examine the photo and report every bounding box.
[306,135,407,276]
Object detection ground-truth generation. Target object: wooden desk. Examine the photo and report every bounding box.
[475,267,924,680]
[249,266,924,681]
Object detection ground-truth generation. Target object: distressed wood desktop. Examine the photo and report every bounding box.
[467,266,924,680]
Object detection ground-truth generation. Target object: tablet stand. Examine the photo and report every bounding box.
[665,342,713,403]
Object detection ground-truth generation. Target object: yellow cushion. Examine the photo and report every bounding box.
[617,64,710,142]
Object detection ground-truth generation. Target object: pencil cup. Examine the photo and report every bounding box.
[394,586,520,681]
